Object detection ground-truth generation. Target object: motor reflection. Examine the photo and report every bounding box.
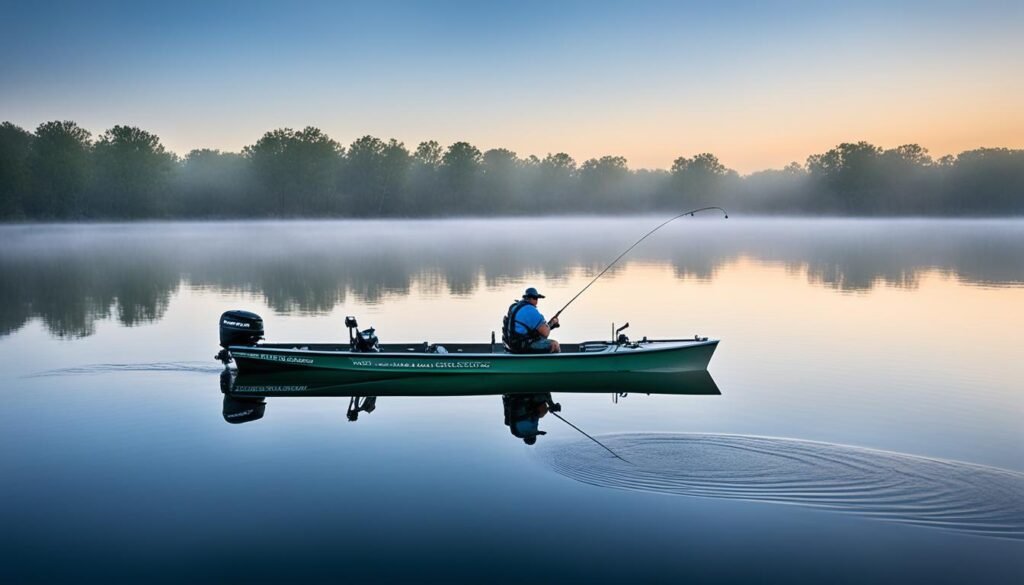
[222,394,266,424]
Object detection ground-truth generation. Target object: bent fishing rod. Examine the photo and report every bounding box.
[550,206,729,321]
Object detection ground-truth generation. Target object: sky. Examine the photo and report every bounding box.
[1,0,1022,173]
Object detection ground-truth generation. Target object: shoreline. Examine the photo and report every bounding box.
[3,214,1024,227]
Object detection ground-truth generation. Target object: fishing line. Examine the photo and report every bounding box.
[551,206,728,321]
[550,411,632,465]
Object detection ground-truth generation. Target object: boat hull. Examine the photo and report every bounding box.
[229,339,718,381]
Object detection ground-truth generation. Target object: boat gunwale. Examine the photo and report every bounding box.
[229,339,719,360]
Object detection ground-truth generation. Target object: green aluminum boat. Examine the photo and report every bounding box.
[228,339,717,378]
[217,310,718,382]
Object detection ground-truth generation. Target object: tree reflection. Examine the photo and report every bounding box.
[1,220,1020,338]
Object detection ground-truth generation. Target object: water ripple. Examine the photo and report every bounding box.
[537,433,1024,540]
[26,362,224,378]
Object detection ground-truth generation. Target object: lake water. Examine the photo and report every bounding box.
[1,218,1022,583]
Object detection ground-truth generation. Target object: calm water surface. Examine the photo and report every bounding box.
[1,218,1022,583]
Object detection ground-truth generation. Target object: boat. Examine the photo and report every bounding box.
[216,310,718,382]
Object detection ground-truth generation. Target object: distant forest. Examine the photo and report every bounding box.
[1,120,1021,220]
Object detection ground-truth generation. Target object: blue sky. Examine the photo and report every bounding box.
[2,0,1021,171]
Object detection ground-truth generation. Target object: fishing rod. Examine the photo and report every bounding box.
[551,206,729,322]
[550,411,632,465]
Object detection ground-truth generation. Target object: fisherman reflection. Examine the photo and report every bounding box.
[503,393,561,445]
[347,396,377,421]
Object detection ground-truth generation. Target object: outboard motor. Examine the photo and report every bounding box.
[217,310,264,364]
[219,310,264,348]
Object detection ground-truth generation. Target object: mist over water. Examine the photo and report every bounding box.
[1,218,1021,338]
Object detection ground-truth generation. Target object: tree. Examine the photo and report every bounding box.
[91,125,177,218]
[0,122,33,217]
[806,141,882,179]
[380,139,412,215]
[479,148,520,213]
[243,127,343,215]
[806,141,883,213]
[876,144,936,214]
[945,148,1024,215]
[27,121,92,218]
[174,149,252,217]
[343,136,411,216]
[406,141,444,214]
[667,152,737,209]
[741,163,809,213]
[344,135,388,216]
[440,141,482,213]
[882,144,932,167]
[783,161,805,174]
[579,155,629,211]
[414,140,443,167]
[534,152,577,211]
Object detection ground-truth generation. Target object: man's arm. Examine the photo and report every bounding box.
[537,322,551,338]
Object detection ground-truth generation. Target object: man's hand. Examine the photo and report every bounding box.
[549,316,560,329]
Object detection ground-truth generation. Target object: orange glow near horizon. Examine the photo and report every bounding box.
[153,86,1024,175]
[5,2,1022,175]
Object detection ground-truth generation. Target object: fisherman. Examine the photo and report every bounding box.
[502,287,561,354]
[502,393,562,445]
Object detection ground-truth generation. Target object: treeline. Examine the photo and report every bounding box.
[1,120,1022,219]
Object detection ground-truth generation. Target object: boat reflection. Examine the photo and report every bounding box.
[220,369,720,444]
[224,369,720,398]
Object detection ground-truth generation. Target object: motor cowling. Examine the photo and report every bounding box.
[219,310,264,348]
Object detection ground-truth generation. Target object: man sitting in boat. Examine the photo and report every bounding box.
[503,287,560,354]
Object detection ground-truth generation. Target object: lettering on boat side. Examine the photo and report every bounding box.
[350,359,492,369]
[233,385,309,393]
[232,352,315,365]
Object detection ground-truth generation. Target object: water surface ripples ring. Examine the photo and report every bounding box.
[538,433,1024,540]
